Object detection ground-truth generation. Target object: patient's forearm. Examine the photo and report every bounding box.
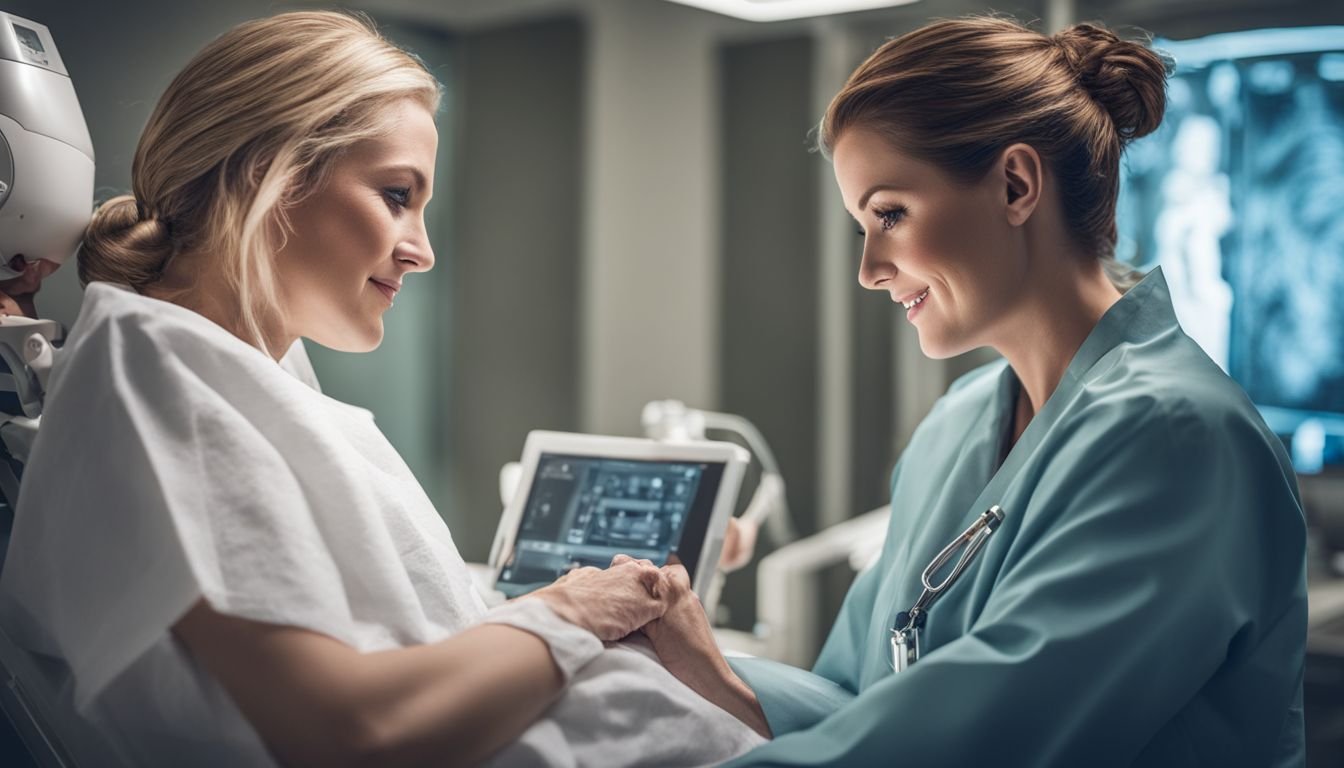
[174,601,566,767]
[351,623,567,765]
[707,671,772,739]
[642,564,772,739]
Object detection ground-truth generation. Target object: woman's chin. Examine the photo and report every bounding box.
[309,323,383,354]
[916,331,971,361]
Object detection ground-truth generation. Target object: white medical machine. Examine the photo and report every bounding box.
[0,11,101,768]
[0,13,92,281]
[0,9,92,463]
[490,430,750,615]
[641,399,797,547]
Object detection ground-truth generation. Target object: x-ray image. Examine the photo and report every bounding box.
[1238,69,1344,415]
[1119,31,1344,428]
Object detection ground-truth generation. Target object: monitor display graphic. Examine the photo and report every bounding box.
[495,454,724,597]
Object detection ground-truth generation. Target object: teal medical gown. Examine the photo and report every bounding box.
[726,269,1307,767]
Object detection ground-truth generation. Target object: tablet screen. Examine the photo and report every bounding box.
[495,453,725,598]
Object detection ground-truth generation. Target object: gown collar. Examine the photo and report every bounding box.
[973,266,1174,518]
[1059,266,1177,392]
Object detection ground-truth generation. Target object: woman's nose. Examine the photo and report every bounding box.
[857,240,893,290]
[399,245,434,273]
[399,220,435,272]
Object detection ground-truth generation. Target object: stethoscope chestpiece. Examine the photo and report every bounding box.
[889,504,1006,673]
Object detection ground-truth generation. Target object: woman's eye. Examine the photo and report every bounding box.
[875,205,907,231]
[384,187,412,209]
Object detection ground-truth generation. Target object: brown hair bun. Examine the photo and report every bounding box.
[1053,23,1169,142]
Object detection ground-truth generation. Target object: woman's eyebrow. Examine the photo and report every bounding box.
[377,163,429,190]
[858,183,911,210]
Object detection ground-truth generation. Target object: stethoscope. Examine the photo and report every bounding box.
[890,505,1005,673]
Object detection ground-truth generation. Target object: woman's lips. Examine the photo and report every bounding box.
[370,278,399,303]
[898,288,930,321]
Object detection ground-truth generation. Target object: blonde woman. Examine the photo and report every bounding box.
[0,12,763,767]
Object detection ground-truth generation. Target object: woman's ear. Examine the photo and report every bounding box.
[1000,143,1042,227]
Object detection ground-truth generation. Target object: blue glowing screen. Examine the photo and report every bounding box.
[1117,27,1344,471]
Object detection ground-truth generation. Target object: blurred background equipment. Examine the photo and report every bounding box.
[642,399,797,546]
[1119,27,1344,479]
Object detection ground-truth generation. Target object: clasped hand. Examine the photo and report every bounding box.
[529,551,771,738]
[529,554,709,649]
[531,554,724,696]
[530,516,758,644]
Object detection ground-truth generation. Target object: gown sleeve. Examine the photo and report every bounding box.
[727,463,902,736]
[726,396,1306,767]
[727,562,871,737]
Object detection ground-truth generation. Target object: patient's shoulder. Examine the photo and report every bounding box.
[65,282,277,374]
[71,282,236,349]
[52,282,289,406]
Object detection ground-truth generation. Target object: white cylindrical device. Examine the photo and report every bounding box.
[0,13,95,278]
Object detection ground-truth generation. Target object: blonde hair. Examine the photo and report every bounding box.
[79,11,441,353]
[819,16,1169,290]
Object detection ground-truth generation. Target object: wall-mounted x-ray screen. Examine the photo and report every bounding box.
[1118,27,1344,473]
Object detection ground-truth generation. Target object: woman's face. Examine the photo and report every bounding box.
[833,126,1028,359]
[275,98,437,353]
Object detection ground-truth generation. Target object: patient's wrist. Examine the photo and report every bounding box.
[725,673,772,738]
[482,598,604,682]
[672,659,771,739]
[530,589,581,629]
[530,585,609,640]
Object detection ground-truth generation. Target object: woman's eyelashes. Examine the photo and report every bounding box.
[854,205,910,236]
[383,186,412,211]
[874,205,908,231]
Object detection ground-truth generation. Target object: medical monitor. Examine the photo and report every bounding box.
[491,431,750,603]
[1117,27,1344,473]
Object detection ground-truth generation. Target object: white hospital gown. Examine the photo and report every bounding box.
[0,282,763,767]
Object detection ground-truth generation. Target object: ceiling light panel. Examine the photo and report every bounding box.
[663,0,920,23]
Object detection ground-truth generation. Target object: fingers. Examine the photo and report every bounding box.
[637,563,668,600]
[608,555,665,599]
[555,557,694,638]
[556,564,599,584]
[610,553,656,570]
[659,562,692,593]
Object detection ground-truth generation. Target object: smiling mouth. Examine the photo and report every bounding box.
[900,289,929,310]
[370,278,399,303]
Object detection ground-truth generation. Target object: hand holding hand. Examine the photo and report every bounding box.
[531,557,667,642]
[634,557,718,671]
[624,555,772,738]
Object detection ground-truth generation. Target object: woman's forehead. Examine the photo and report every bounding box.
[833,127,950,205]
[344,100,439,166]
